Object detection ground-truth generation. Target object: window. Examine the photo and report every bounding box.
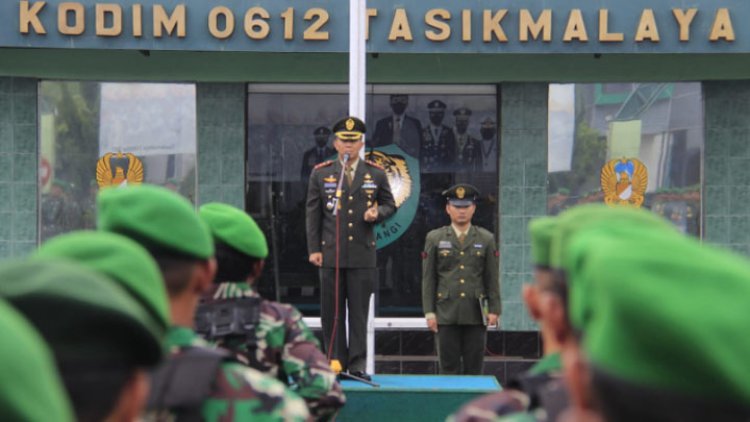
[39,82,197,241]
[248,84,499,316]
[548,83,703,235]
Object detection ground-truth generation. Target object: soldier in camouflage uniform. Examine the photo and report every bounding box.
[97,184,310,421]
[198,202,345,420]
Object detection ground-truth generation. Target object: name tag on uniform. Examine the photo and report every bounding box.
[474,244,483,248]
[363,182,377,190]
[438,241,452,249]
[324,182,337,188]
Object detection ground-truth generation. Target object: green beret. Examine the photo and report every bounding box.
[0,260,164,366]
[199,203,269,259]
[550,204,674,269]
[97,184,214,259]
[528,216,558,268]
[34,231,170,335]
[0,298,74,421]
[568,227,750,403]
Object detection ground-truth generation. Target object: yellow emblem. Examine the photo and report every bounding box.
[600,158,648,207]
[96,152,144,188]
[365,150,412,208]
[456,187,465,199]
[346,118,355,131]
[324,175,337,183]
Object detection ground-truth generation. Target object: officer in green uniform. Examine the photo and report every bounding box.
[422,184,500,375]
[560,221,750,422]
[198,202,346,420]
[0,259,164,422]
[97,184,310,421]
[449,217,568,422]
[0,297,74,422]
[306,116,396,380]
[453,108,482,173]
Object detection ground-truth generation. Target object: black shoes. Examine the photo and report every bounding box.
[349,370,372,382]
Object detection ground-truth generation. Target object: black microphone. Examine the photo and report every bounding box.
[332,154,350,216]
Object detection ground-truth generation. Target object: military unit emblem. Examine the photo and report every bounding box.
[365,150,412,208]
[600,158,648,207]
[345,118,355,131]
[96,152,144,188]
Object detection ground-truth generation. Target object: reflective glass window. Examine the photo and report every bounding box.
[39,82,197,241]
[248,84,499,316]
[548,83,703,235]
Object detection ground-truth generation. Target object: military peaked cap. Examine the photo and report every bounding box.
[443,183,480,207]
[427,100,447,111]
[332,116,366,141]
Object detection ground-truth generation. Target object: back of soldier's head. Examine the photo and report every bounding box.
[97,184,214,296]
[0,298,74,422]
[199,202,269,283]
[0,260,164,422]
[567,227,750,420]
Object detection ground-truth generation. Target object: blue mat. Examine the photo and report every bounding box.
[337,375,501,421]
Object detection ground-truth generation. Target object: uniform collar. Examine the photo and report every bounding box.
[166,326,208,349]
[528,352,562,376]
[340,157,360,172]
[451,224,472,238]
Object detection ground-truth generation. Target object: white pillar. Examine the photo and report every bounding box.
[349,0,373,374]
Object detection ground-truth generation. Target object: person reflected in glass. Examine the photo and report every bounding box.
[454,108,482,173]
[41,180,68,240]
[479,117,497,173]
[371,94,424,159]
[421,100,456,173]
[301,127,335,181]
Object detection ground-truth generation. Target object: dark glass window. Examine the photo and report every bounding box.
[247,85,499,316]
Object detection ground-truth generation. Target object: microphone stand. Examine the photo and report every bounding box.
[328,154,380,388]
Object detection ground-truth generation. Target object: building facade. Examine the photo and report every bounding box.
[1,1,749,341]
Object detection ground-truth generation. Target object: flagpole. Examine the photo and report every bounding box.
[348,0,374,375]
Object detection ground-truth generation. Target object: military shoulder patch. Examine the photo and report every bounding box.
[494,250,500,257]
[313,160,333,171]
[365,160,384,171]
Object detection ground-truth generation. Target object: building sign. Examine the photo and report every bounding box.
[2,0,748,54]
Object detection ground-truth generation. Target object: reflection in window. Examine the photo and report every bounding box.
[548,83,703,235]
[248,85,498,317]
[39,82,197,241]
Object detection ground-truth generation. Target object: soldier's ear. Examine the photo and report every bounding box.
[247,260,265,284]
[107,369,149,422]
[193,258,218,294]
[522,284,542,321]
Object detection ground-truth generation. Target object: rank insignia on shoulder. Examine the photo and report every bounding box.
[313,160,333,171]
[494,250,500,257]
[365,160,384,171]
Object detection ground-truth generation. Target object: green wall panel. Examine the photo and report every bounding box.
[704,81,750,256]
[499,83,548,331]
[196,84,246,209]
[0,77,37,259]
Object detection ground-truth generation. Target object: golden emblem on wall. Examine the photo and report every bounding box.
[365,150,412,208]
[601,158,648,207]
[96,152,144,188]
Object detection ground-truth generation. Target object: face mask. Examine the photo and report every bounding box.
[315,137,328,147]
[429,112,444,126]
[481,129,495,140]
[391,103,407,115]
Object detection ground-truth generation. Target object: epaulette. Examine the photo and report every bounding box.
[365,160,384,171]
[313,160,333,171]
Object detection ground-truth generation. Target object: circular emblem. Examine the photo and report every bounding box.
[345,118,355,131]
[96,152,144,188]
[456,187,466,199]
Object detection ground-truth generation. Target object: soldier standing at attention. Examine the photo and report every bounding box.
[301,126,336,181]
[96,184,310,421]
[422,184,500,375]
[197,202,345,420]
[306,116,396,381]
[453,108,483,173]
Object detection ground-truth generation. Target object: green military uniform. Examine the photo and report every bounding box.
[422,184,500,375]
[563,220,750,421]
[0,260,164,421]
[199,202,345,420]
[96,184,311,421]
[306,117,396,375]
[0,297,74,422]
